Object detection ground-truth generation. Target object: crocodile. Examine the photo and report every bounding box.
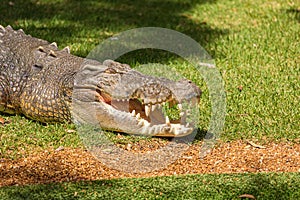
[0,25,201,137]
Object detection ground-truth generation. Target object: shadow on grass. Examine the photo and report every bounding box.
[238,173,298,199]
[0,0,227,56]
[1,173,299,199]
[173,128,208,143]
[287,8,300,23]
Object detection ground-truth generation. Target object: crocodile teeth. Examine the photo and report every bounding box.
[137,119,150,127]
[178,103,183,111]
[145,105,151,117]
[138,120,144,126]
[136,113,141,119]
[151,104,157,111]
[165,116,170,125]
[131,110,136,117]
[144,120,150,126]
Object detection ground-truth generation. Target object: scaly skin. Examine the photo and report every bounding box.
[0,25,201,137]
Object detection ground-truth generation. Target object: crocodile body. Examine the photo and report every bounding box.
[0,25,201,137]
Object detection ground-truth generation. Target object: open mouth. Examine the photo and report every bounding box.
[96,89,196,137]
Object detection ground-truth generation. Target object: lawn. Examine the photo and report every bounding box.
[1,173,300,199]
[0,0,299,199]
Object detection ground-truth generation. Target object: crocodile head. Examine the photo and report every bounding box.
[72,60,201,137]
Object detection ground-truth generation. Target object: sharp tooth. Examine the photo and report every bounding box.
[165,116,170,125]
[144,120,150,126]
[178,103,183,111]
[151,104,157,111]
[136,113,141,119]
[186,123,190,127]
[138,120,144,126]
[145,105,151,117]
[131,110,136,117]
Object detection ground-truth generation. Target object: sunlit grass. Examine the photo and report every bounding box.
[0,0,299,158]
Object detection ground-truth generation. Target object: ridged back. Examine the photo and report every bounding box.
[0,25,83,122]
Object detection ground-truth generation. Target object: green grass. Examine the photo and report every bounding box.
[1,173,300,199]
[0,0,298,151]
[0,115,81,159]
[0,0,299,198]
[0,0,298,156]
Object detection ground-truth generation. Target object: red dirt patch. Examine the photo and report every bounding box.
[0,140,299,187]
